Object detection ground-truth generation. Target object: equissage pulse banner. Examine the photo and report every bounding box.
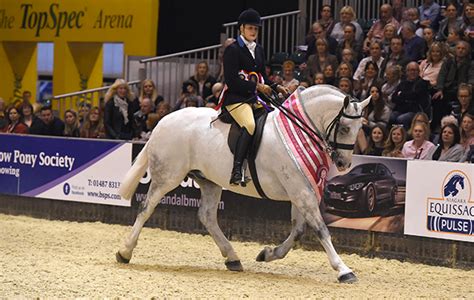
[405,160,474,243]
[0,134,131,206]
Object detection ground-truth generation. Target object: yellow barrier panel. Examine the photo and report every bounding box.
[0,0,159,107]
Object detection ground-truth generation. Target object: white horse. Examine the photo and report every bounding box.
[117,85,370,283]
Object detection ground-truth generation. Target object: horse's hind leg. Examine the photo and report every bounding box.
[116,180,166,263]
[195,178,243,271]
[256,204,306,262]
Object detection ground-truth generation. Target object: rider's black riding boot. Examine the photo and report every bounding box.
[229,127,253,186]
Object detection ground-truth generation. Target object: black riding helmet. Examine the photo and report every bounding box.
[238,8,262,27]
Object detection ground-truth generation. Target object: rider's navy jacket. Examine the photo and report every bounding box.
[222,36,272,106]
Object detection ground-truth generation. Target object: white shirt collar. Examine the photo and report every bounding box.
[240,35,256,58]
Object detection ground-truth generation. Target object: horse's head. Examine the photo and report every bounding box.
[300,85,370,172]
[327,95,370,171]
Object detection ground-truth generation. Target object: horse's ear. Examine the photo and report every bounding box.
[359,96,371,110]
[343,96,350,109]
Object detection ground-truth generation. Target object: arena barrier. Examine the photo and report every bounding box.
[0,134,472,267]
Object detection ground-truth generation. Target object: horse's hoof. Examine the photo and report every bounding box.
[116,251,130,264]
[225,260,243,272]
[256,249,266,262]
[338,272,358,284]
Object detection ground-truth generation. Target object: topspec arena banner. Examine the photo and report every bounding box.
[405,161,474,243]
[0,134,131,206]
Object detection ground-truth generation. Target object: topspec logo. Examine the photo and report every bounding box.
[427,170,474,236]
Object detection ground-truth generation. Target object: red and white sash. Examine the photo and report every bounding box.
[274,90,330,201]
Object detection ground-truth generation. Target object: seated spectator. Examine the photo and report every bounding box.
[323,64,336,86]
[1,106,28,134]
[364,4,401,53]
[335,62,354,85]
[330,6,364,44]
[462,3,474,44]
[336,23,362,63]
[433,40,471,125]
[0,98,6,130]
[133,97,154,139]
[174,80,204,110]
[20,102,41,129]
[380,23,398,56]
[313,72,325,85]
[318,4,335,36]
[380,36,411,76]
[382,65,402,110]
[103,78,138,140]
[63,109,80,137]
[423,27,436,49]
[363,125,388,156]
[392,0,406,22]
[189,61,217,100]
[432,114,459,144]
[305,22,338,59]
[446,28,464,55]
[452,83,474,122]
[382,124,407,157]
[305,38,338,83]
[355,62,384,100]
[402,121,435,159]
[404,7,424,37]
[137,79,164,107]
[338,77,354,96]
[340,48,358,72]
[78,102,91,125]
[436,2,465,42]
[407,111,433,140]
[156,102,172,124]
[401,21,427,62]
[138,113,161,141]
[419,42,447,90]
[29,106,65,136]
[206,82,224,108]
[426,123,464,161]
[216,38,236,83]
[281,60,299,94]
[419,0,441,30]
[391,62,431,129]
[353,41,385,82]
[460,112,474,149]
[80,106,106,139]
[362,85,391,129]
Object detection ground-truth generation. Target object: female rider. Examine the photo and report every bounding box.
[222,8,288,185]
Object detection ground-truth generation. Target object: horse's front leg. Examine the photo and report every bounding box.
[256,204,306,262]
[195,178,243,271]
[286,184,357,283]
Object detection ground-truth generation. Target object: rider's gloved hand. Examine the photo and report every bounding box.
[257,83,272,97]
[276,85,290,98]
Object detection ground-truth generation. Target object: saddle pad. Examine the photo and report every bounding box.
[273,90,330,201]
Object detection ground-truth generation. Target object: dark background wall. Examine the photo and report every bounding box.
[157,0,299,55]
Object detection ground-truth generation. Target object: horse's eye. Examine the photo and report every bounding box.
[339,126,350,135]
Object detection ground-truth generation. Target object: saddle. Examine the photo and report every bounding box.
[218,107,270,199]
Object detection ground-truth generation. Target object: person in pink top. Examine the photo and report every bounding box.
[402,121,435,159]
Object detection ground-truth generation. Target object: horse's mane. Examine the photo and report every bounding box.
[299,85,348,105]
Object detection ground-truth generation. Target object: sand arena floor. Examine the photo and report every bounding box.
[0,213,473,298]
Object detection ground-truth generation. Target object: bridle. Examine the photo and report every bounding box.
[262,89,362,162]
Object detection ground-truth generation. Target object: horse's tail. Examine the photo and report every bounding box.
[119,143,149,200]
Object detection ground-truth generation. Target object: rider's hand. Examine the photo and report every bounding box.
[276,85,290,97]
[257,83,272,97]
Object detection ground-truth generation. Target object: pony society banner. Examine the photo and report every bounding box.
[0,134,131,206]
[405,160,474,243]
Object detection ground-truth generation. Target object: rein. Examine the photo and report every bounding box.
[261,89,362,162]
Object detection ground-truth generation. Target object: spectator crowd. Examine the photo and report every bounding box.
[1,0,473,163]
